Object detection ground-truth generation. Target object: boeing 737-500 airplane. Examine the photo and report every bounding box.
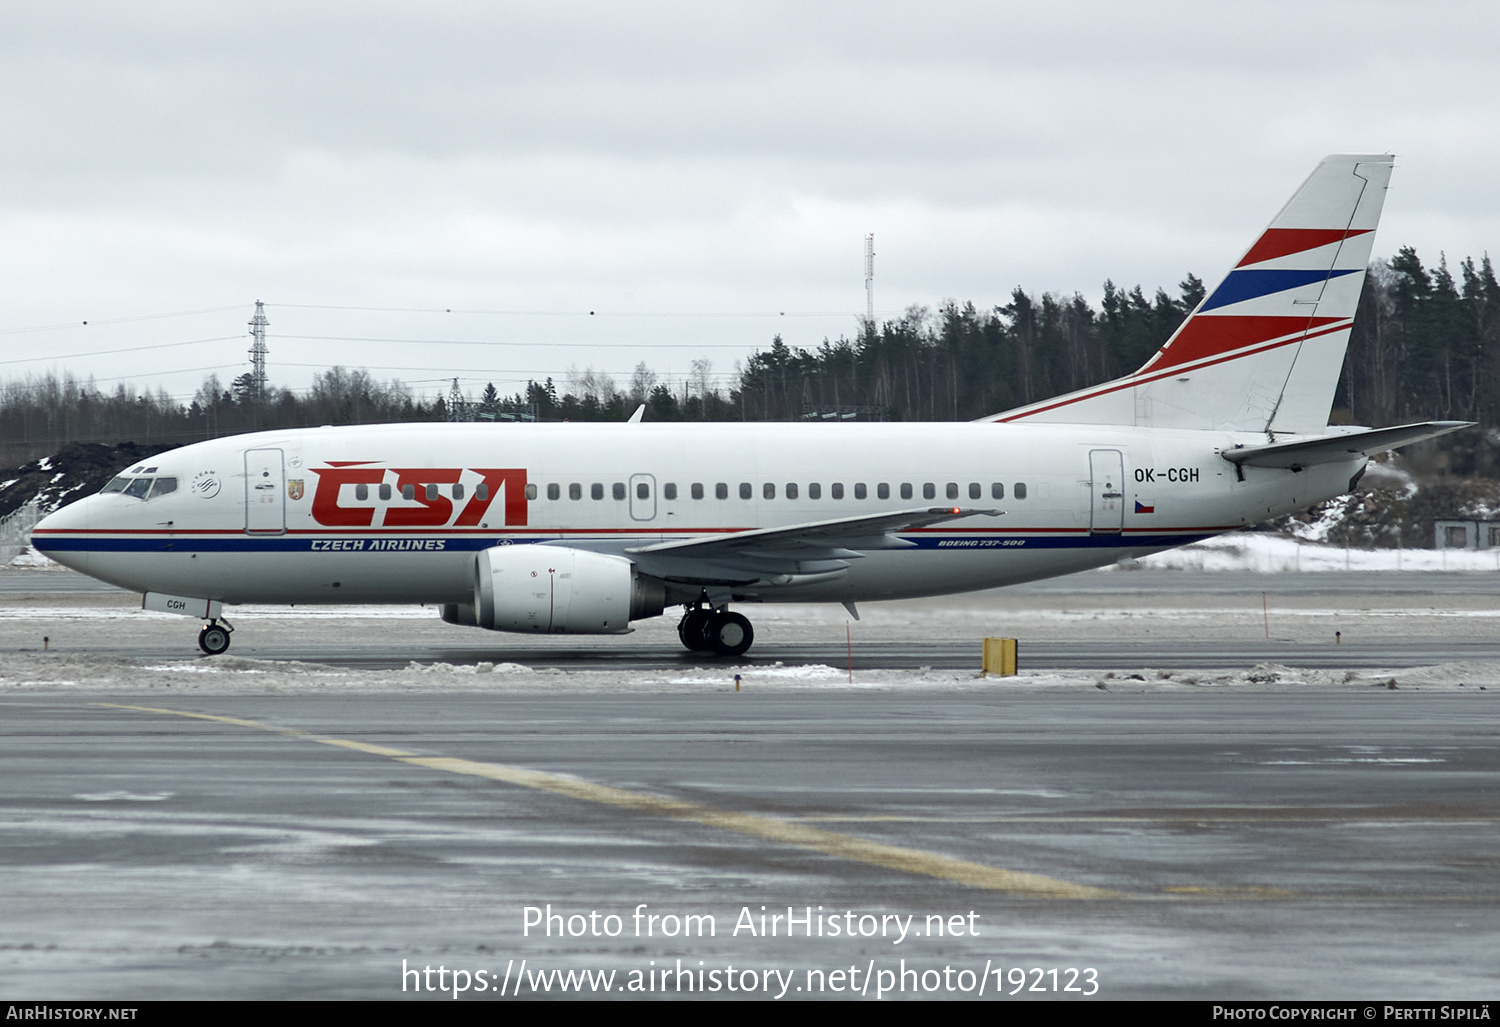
[32,154,1468,657]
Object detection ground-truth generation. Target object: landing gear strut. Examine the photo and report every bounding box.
[197,619,233,656]
[677,604,754,657]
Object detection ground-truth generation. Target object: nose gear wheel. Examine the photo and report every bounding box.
[197,619,232,656]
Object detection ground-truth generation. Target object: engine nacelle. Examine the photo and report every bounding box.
[472,545,665,634]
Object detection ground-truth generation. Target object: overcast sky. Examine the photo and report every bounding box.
[2,1,1497,404]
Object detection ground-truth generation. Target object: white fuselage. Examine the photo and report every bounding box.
[33,421,1359,613]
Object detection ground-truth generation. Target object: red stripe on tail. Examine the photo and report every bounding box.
[1143,315,1344,372]
[1236,228,1370,267]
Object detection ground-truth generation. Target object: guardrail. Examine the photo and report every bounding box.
[0,499,44,565]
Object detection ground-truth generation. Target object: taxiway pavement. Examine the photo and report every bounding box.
[2,567,1497,1000]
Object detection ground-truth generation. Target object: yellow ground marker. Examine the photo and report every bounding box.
[94,702,1115,900]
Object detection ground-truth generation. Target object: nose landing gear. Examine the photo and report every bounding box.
[676,604,754,657]
[197,618,233,656]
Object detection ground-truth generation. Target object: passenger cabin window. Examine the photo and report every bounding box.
[592,483,605,500]
[877,483,889,500]
[453,484,464,500]
[569,483,582,500]
[831,483,844,499]
[991,482,1004,499]
[739,482,752,500]
[612,482,626,501]
[379,483,392,501]
[547,483,560,500]
[525,484,538,500]
[969,482,981,500]
[946,483,959,500]
[426,484,439,501]
[476,484,489,501]
[763,483,775,500]
[637,482,650,500]
[786,483,798,500]
[716,483,728,500]
[664,483,677,500]
[854,483,867,499]
[808,483,821,499]
[1014,482,1027,499]
[900,483,912,500]
[923,483,935,500]
[691,483,704,500]
[402,484,415,501]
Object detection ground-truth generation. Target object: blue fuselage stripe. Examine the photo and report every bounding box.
[35,533,1214,554]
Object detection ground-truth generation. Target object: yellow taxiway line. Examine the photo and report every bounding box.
[93,702,1116,900]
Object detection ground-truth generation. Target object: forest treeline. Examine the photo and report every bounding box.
[3,246,1497,472]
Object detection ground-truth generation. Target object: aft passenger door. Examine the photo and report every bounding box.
[1089,449,1124,534]
[245,448,286,534]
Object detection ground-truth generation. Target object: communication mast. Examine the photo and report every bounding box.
[864,233,875,328]
[247,300,269,403]
[446,378,469,422]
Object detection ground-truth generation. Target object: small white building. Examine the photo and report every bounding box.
[1434,519,1500,550]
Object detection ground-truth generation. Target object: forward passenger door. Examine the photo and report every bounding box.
[244,448,286,534]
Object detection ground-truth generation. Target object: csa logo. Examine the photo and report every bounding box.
[310,463,528,527]
[287,479,305,501]
[191,471,222,499]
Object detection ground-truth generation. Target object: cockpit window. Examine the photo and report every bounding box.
[104,474,180,499]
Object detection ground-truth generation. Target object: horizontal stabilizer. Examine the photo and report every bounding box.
[1221,421,1472,469]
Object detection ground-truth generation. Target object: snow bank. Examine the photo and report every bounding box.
[1,652,1495,696]
[1132,533,1500,573]
[7,547,61,569]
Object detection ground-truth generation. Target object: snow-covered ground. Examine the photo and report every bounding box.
[0,649,1494,696]
[1134,532,1500,572]
[6,547,65,569]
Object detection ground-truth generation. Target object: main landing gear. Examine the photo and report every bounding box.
[197,619,233,656]
[677,604,754,657]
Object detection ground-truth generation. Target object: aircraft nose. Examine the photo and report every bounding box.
[31,497,90,572]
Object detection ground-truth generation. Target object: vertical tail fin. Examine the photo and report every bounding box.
[989,154,1394,434]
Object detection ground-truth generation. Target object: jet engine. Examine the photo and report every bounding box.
[458,544,665,634]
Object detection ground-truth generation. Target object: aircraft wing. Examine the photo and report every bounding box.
[1221,421,1472,470]
[623,506,1001,584]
